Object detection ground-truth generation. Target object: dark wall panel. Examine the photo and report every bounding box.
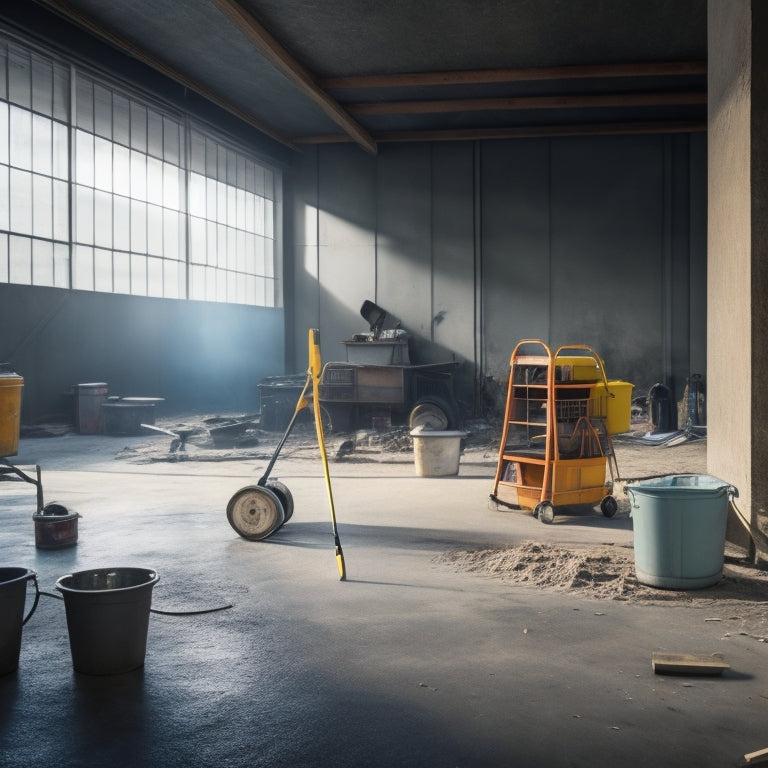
[0,285,284,423]
[549,135,664,386]
[481,140,551,379]
[375,145,433,337]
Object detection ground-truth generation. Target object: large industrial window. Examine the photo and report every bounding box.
[0,33,280,307]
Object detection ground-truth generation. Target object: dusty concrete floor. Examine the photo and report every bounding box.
[1,418,767,767]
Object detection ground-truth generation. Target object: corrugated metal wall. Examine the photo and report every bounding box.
[286,133,707,420]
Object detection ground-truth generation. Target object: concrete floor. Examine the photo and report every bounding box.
[1,432,766,767]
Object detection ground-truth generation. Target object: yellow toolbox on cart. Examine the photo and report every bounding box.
[590,380,633,435]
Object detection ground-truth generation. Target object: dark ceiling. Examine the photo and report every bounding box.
[30,0,707,155]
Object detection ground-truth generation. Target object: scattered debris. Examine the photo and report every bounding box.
[651,652,730,676]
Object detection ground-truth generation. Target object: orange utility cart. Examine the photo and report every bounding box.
[490,340,631,524]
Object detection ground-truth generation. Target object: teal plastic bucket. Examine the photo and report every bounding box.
[627,475,737,589]
[55,567,159,675]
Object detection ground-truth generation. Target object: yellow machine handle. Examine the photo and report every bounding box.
[308,328,346,581]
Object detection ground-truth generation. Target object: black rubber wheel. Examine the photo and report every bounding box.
[600,495,618,518]
[535,501,555,524]
[264,479,294,524]
[226,485,285,540]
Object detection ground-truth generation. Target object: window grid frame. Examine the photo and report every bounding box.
[0,29,281,308]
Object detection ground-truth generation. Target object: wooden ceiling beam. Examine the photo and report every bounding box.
[320,61,707,90]
[294,120,707,145]
[346,91,707,116]
[209,0,377,155]
[36,0,298,151]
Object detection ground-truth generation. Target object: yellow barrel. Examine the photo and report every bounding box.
[0,370,24,457]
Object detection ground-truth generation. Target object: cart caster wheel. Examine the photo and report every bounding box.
[227,485,285,541]
[264,479,294,525]
[600,495,618,518]
[535,502,555,524]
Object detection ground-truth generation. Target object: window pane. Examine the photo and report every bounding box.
[75,185,94,244]
[32,239,54,286]
[146,155,162,206]
[32,114,52,175]
[10,168,32,235]
[189,263,204,300]
[94,247,112,292]
[52,121,68,180]
[0,165,8,231]
[9,235,31,284]
[53,179,68,241]
[32,173,53,239]
[189,216,205,264]
[72,245,94,290]
[52,62,69,122]
[8,46,31,109]
[163,116,179,164]
[130,101,147,152]
[147,255,163,297]
[53,243,69,288]
[0,102,8,165]
[189,172,205,218]
[75,130,94,186]
[75,76,93,132]
[147,109,162,159]
[163,258,181,298]
[93,84,111,139]
[131,252,147,295]
[163,161,180,210]
[112,93,130,146]
[93,190,112,249]
[113,143,130,197]
[206,221,217,266]
[190,130,205,174]
[31,54,53,116]
[94,136,112,191]
[0,235,9,282]
[10,106,32,169]
[163,208,179,261]
[114,194,130,251]
[130,149,147,201]
[131,199,147,253]
[147,203,163,255]
[114,250,130,294]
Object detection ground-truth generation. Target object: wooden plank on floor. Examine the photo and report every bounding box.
[744,747,768,765]
[651,652,730,675]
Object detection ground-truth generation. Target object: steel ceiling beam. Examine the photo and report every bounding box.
[320,61,707,90]
[209,0,378,155]
[347,91,708,116]
[35,0,297,151]
[294,120,707,145]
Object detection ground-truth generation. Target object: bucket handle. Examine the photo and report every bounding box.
[22,573,40,626]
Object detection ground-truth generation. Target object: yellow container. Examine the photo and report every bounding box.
[555,356,602,382]
[590,380,633,434]
[0,371,24,457]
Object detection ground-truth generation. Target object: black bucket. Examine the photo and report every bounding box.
[0,567,38,676]
[55,567,159,675]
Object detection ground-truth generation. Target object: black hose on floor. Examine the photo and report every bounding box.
[36,590,232,616]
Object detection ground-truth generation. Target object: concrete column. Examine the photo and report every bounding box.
[708,0,768,561]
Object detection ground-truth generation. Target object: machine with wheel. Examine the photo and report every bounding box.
[227,330,347,579]
[490,340,632,524]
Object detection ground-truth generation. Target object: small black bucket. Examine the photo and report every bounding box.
[55,567,159,675]
[0,567,38,676]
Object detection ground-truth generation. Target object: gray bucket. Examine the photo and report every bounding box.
[627,475,736,589]
[0,567,38,676]
[55,567,159,675]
